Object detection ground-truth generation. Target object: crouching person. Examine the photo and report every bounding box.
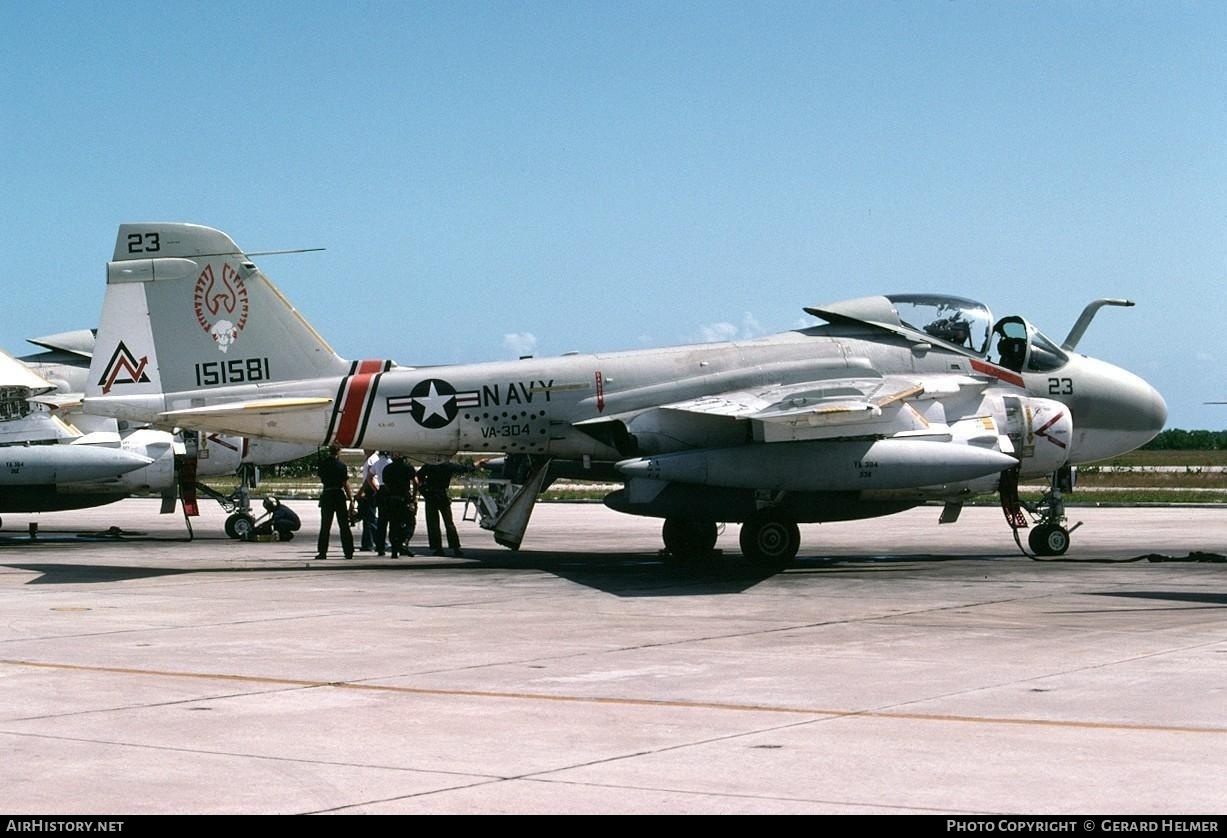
[254,496,302,541]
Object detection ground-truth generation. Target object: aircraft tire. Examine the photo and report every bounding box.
[225,513,256,541]
[1028,524,1070,557]
[739,512,800,568]
[661,519,718,559]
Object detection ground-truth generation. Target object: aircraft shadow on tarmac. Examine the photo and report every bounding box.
[3,563,195,584]
[2,550,1005,595]
[0,529,185,545]
[1082,590,1227,609]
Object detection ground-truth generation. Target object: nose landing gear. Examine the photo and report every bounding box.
[1028,521,1072,556]
[1001,465,1081,557]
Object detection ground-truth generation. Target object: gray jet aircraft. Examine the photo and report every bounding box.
[83,223,1166,563]
[0,329,312,535]
[0,344,156,517]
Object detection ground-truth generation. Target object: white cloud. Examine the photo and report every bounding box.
[698,321,739,343]
[503,332,538,357]
[695,311,768,343]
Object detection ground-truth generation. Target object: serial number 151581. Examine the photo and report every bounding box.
[194,357,271,387]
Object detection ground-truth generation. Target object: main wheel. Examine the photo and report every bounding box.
[225,513,256,540]
[1028,524,1070,556]
[739,512,800,568]
[661,519,718,559]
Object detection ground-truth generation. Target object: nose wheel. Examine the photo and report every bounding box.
[1028,523,1070,556]
[1001,465,1080,558]
[225,512,257,540]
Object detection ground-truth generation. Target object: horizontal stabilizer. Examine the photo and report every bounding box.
[154,397,334,442]
[160,397,333,422]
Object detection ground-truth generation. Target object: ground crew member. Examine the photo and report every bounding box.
[255,496,301,541]
[419,460,469,558]
[357,450,390,553]
[380,452,417,558]
[316,443,354,560]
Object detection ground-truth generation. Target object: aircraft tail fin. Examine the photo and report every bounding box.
[87,223,351,403]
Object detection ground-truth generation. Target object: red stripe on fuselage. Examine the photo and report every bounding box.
[333,360,388,447]
[970,359,1025,388]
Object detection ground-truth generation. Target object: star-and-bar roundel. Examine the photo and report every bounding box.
[407,378,459,429]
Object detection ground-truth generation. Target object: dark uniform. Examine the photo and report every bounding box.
[316,445,354,560]
[379,454,417,557]
[254,497,301,541]
[270,504,301,541]
[419,461,466,557]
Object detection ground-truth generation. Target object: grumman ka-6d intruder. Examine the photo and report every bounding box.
[83,224,1166,565]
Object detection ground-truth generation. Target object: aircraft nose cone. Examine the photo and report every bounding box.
[1065,359,1167,462]
[1109,372,1168,439]
[1142,381,1168,437]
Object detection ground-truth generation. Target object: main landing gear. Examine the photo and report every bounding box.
[1000,465,1080,557]
[661,518,719,560]
[738,510,800,567]
[660,510,801,568]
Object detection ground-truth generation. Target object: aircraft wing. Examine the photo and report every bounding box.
[659,374,985,429]
[0,348,58,394]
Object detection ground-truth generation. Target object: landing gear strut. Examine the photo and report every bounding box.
[1001,465,1079,557]
[188,462,261,541]
[223,463,259,540]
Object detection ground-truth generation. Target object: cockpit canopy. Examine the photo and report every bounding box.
[807,293,1069,373]
[887,294,994,356]
[990,316,1069,373]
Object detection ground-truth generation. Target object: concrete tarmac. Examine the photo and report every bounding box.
[0,499,1223,814]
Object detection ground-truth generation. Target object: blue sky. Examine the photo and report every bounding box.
[3,1,1224,428]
